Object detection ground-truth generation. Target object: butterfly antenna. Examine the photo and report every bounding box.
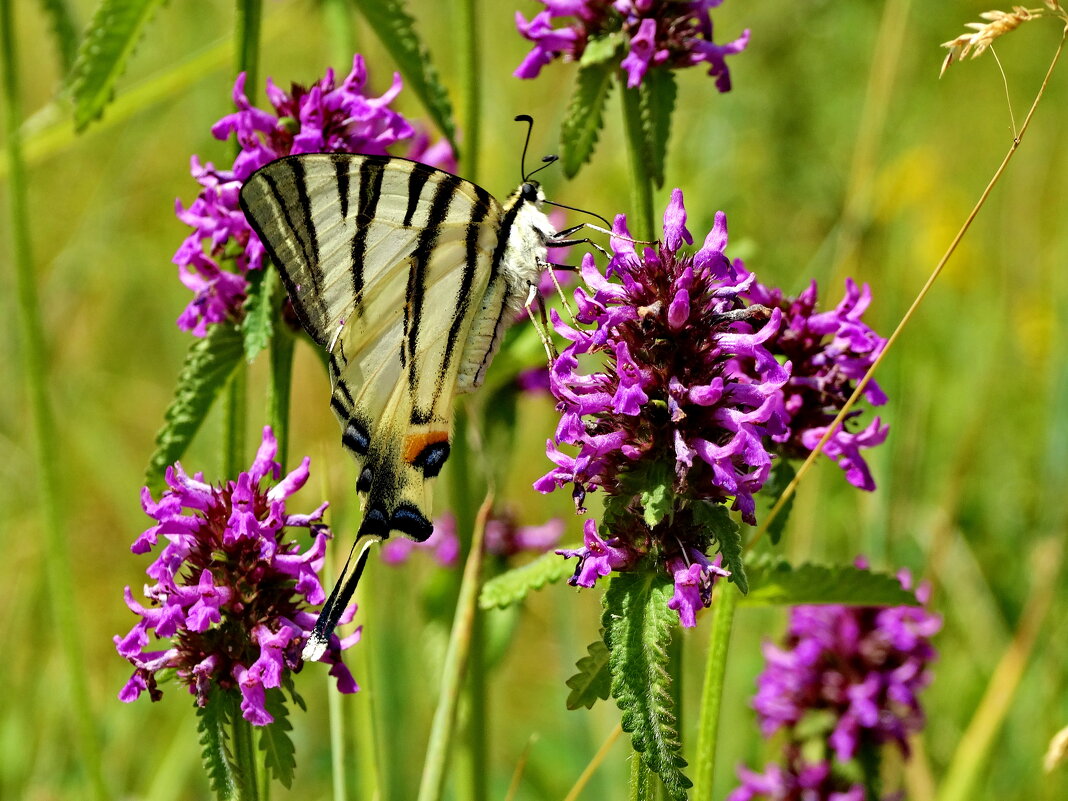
[515,114,535,183]
[544,199,612,229]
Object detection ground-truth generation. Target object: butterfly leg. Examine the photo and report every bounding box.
[523,281,559,366]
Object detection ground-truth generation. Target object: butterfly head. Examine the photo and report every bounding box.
[520,180,546,206]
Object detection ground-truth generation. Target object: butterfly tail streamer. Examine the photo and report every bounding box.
[302,530,380,662]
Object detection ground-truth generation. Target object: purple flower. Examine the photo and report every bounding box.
[382,509,565,565]
[116,427,359,725]
[173,55,453,335]
[382,511,461,567]
[727,757,866,801]
[739,271,889,490]
[514,1,749,89]
[750,562,940,761]
[540,190,789,626]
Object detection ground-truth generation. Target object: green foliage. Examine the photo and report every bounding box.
[196,694,236,800]
[67,0,167,131]
[762,461,797,545]
[38,0,80,74]
[560,60,615,178]
[741,560,919,607]
[565,638,611,710]
[640,469,673,529]
[144,323,244,491]
[638,69,676,189]
[603,573,691,800]
[478,549,574,609]
[241,265,275,363]
[691,501,747,594]
[350,0,457,154]
[579,32,622,67]
[259,688,297,789]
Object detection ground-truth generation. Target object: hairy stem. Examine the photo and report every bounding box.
[456,0,480,180]
[692,582,739,800]
[620,84,655,240]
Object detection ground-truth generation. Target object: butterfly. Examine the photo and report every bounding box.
[239,131,572,660]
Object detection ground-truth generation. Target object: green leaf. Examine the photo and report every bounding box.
[38,0,80,74]
[566,638,611,710]
[68,0,168,131]
[144,323,244,491]
[559,60,615,178]
[741,560,919,607]
[479,549,574,610]
[762,460,797,545]
[638,69,676,188]
[603,572,691,800]
[259,688,297,789]
[196,693,237,799]
[350,0,457,154]
[241,265,274,363]
[691,501,747,595]
[640,478,672,530]
[579,31,623,67]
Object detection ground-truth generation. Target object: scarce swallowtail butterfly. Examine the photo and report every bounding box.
[239,129,570,661]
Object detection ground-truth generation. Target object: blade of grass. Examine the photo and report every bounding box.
[416,492,493,801]
[563,723,624,801]
[0,3,108,799]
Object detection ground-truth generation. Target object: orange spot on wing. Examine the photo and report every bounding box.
[403,431,449,464]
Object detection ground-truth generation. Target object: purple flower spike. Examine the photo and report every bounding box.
[539,190,788,625]
[738,268,890,490]
[173,55,449,335]
[116,427,359,725]
[514,1,748,89]
[734,561,940,799]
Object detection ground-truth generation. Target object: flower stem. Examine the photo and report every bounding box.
[417,493,493,801]
[267,315,293,469]
[620,84,654,240]
[692,581,739,801]
[456,0,480,179]
[0,5,108,800]
[753,23,1068,545]
[628,755,653,801]
[230,699,262,801]
[322,0,358,70]
[222,368,248,478]
[235,0,262,98]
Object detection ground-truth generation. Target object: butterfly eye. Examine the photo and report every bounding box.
[521,181,540,202]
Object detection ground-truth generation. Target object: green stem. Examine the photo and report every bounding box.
[321,0,357,70]
[629,755,652,801]
[456,0,480,179]
[234,0,262,97]
[692,581,739,801]
[417,495,491,801]
[222,368,248,477]
[0,4,108,800]
[620,84,654,240]
[230,699,262,801]
[267,315,293,469]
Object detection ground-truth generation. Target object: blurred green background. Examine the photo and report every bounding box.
[2,0,1067,799]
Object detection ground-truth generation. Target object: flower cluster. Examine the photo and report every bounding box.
[537,190,790,625]
[730,564,941,800]
[514,1,750,89]
[115,427,358,725]
[739,271,889,491]
[173,55,454,335]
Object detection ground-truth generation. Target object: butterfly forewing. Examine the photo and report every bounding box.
[241,153,505,538]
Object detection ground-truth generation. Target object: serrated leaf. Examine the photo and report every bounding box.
[741,561,919,608]
[259,688,297,789]
[762,460,797,545]
[603,573,692,800]
[196,694,237,798]
[144,323,244,491]
[351,0,457,154]
[579,31,623,66]
[68,0,168,131]
[641,480,672,529]
[38,0,80,74]
[479,549,574,610]
[638,69,676,188]
[566,638,611,710]
[560,61,615,178]
[241,266,274,363]
[692,501,747,594]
